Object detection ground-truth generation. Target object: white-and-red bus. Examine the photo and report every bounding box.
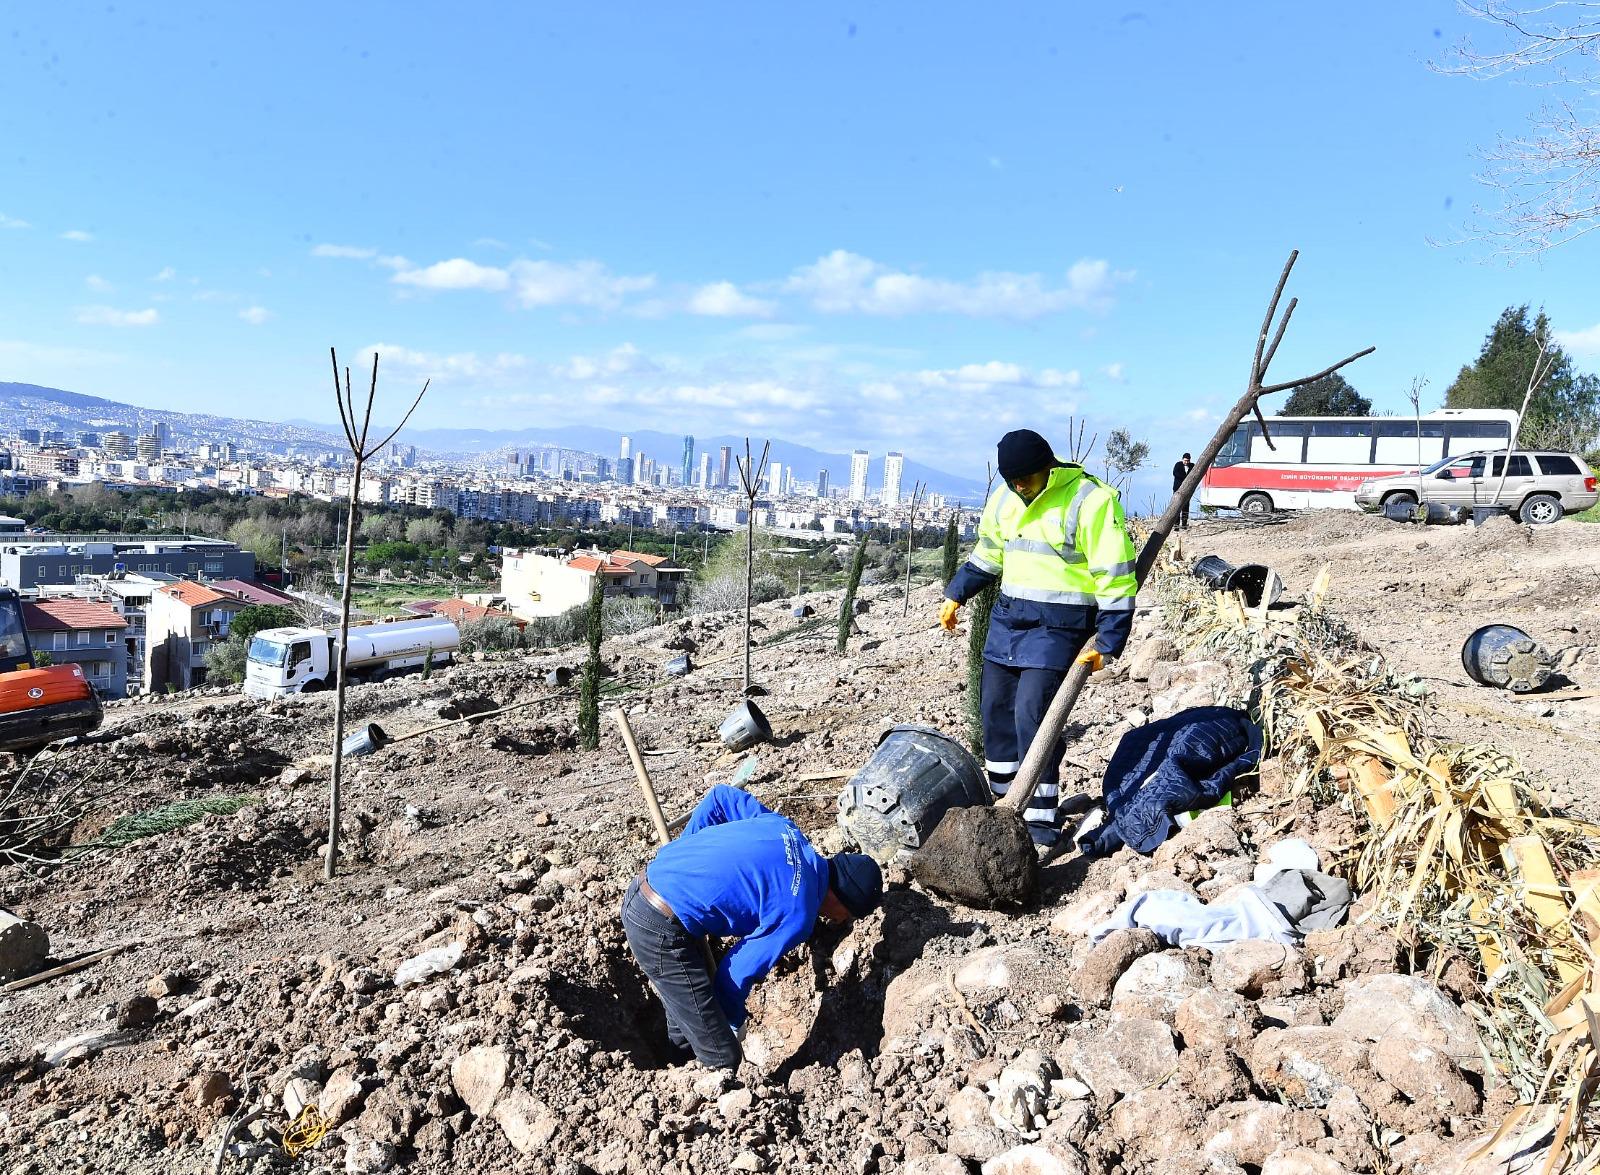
[1199,408,1518,515]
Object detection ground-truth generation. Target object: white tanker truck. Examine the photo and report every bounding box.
[242,616,460,698]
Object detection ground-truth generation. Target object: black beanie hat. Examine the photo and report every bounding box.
[828,853,884,919]
[997,429,1055,482]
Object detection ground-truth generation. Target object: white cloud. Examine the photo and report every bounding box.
[392,258,511,292]
[367,342,528,380]
[312,243,378,260]
[473,237,509,249]
[76,306,159,327]
[915,361,1083,392]
[737,323,810,342]
[1557,322,1600,359]
[85,274,114,293]
[1101,361,1126,382]
[553,343,654,381]
[785,249,1131,318]
[686,281,776,318]
[508,259,655,310]
[152,266,176,282]
[60,229,94,242]
[0,212,30,230]
[239,306,272,325]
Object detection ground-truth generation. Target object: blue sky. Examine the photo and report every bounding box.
[2,2,1597,503]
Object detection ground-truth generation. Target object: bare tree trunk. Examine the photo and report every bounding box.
[1490,334,1555,507]
[325,455,362,880]
[744,503,754,695]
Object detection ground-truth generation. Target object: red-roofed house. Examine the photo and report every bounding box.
[145,581,249,691]
[500,547,689,619]
[22,598,129,697]
[207,578,298,608]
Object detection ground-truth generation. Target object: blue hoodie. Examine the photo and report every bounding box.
[645,786,828,1030]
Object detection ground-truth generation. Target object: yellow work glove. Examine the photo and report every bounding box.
[939,600,961,632]
[1075,648,1105,673]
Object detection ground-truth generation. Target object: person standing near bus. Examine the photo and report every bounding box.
[1172,452,1195,529]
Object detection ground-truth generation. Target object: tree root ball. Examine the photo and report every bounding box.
[909,806,1038,908]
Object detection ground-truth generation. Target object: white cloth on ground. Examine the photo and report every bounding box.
[1089,885,1296,949]
[1252,837,1319,885]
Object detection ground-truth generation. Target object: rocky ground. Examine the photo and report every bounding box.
[1,509,1591,1174]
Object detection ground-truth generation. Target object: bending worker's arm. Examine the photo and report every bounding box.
[680,784,772,836]
[1080,491,1139,658]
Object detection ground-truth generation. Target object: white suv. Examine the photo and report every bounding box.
[1354,450,1598,525]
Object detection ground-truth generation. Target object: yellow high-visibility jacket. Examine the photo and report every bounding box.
[945,462,1139,668]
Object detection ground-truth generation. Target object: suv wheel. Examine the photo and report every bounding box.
[1382,491,1418,509]
[1519,493,1563,526]
[1239,492,1273,516]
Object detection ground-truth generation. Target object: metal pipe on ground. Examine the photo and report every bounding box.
[1190,555,1285,609]
[1461,625,1556,693]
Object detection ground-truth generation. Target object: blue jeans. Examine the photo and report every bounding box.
[620,877,741,1070]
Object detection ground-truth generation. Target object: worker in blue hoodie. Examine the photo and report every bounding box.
[621,785,884,1070]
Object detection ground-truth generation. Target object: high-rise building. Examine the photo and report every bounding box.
[883,452,905,506]
[136,434,161,463]
[101,432,134,459]
[42,430,66,445]
[697,451,713,488]
[617,456,635,485]
[152,422,171,449]
[849,450,870,502]
[620,435,631,461]
[78,432,100,449]
[767,461,784,497]
[639,456,655,484]
[17,429,40,446]
[717,446,732,489]
[816,469,830,498]
[680,436,694,488]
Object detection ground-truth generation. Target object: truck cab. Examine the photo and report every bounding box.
[244,626,326,698]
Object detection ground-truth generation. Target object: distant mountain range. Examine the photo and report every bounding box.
[0,379,985,501]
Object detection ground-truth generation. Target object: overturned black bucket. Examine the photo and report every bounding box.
[1461,625,1555,693]
[1191,555,1285,609]
[792,604,815,619]
[1382,500,1418,523]
[836,724,992,864]
[718,700,772,751]
[664,654,692,677]
[545,666,572,688]
[341,723,390,757]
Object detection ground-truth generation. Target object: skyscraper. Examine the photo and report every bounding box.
[697,451,712,488]
[883,452,905,506]
[618,457,635,485]
[620,435,632,462]
[816,469,830,498]
[681,436,694,488]
[717,445,732,489]
[849,450,870,502]
[767,461,784,497]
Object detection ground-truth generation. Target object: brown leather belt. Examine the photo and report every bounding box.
[637,872,679,924]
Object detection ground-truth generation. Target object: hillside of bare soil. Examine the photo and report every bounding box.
[1,535,1580,1174]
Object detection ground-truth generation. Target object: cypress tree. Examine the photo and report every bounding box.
[578,572,605,750]
[941,514,959,586]
[965,583,997,754]
[836,539,868,655]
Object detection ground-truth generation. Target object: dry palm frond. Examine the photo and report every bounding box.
[1156,567,1600,1170]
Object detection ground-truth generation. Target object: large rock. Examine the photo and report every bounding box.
[1202,1100,1326,1166]
[318,1066,369,1126]
[1110,1087,1204,1148]
[1076,929,1162,1009]
[1110,952,1208,1024]
[1249,1027,1371,1108]
[0,910,49,983]
[1370,1035,1480,1120]
[1212,941,1309,998]
[1127,637,1177,682]
[393,942,465,988]
[492,1090,558,1155]
[882,943,1075,1048]
[37,1028,134,1068]
[1261,1151,1351,1175]
[981,1143,1088,1175]
[1174,988,1257,1052]
[1061,1019,1179,1098]
[904,1159,972,1175]
[1303,925,1402,982]
[450,1045,508,1118]
[1332,974,1482,1069]
[1050,890,1124,940]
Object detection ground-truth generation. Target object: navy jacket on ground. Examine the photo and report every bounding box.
[1083,706,1262,856]
[645,786,828,1031]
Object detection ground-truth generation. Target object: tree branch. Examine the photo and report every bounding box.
[1261,346,1379,394]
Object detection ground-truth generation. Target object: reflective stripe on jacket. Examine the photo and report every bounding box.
[945,462,1139,666]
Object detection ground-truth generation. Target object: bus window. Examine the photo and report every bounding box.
[1305,420,1374,464]
[1373,420,1445,465]
[1248,422,1305,463]
[1445,419,1513,455]
[1214,425,1249,468]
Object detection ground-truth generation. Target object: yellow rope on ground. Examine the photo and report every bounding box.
[282,1105,330,1158]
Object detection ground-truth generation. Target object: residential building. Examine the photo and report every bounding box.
[145,581,248,691]
[500,547,689,618]
[137,434,161,463]
[78,433,100,448]
[23,450,79,478]
[849,450,870,501]
[884,452,905,505]
[22,598,129,698]
[101,431,135,459]
[17,429,41,446]
[0,534,253,590]
[207,578,298,609]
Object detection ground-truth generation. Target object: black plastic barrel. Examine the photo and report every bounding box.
[1461,625,1554,693]
[1191,556,1284,609]
[664,654,692,677]
[718,699,772,751]
[836,724,992,864]
[341,723,389,757]
[792,604,815,619]
[1382,500,1418,523]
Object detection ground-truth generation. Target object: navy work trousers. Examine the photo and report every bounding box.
[981,660,1069,843]
[620,876,741,1071]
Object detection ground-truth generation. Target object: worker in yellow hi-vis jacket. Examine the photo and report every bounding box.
[939,429,1139,850]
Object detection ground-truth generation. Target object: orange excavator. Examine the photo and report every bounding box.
[0,587,103,752]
